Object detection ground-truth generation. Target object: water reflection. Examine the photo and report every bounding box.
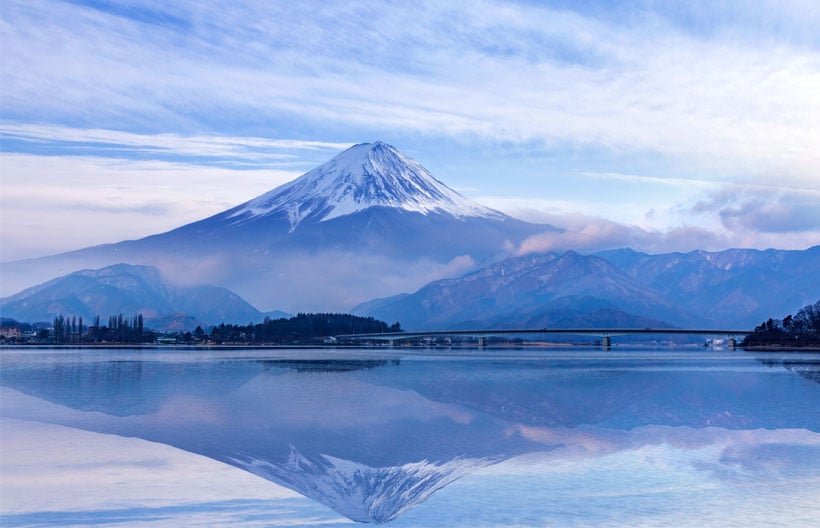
[754,354,820,383]
[1,349,819,524]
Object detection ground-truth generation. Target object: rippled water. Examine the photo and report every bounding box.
[1,347,819,527]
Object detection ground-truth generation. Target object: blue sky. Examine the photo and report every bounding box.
[2,0,819,260]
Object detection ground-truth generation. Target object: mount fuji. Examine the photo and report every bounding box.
[1,142,554,312]
[230,140,502,230]
[145,141,546,261]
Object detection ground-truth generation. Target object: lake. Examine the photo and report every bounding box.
[1,347,819,527]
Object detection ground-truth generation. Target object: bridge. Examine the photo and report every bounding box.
[335,328,753,349]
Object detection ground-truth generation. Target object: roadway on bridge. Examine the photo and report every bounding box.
[337,327,752,341]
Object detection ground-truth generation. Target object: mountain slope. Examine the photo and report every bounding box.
[594,246,820,326]
[228,141,503,229]
[357,251,699,330]
[358,246,820,330]
[1,142,556,311]
[147,141,548,259]
[0,263,263,328]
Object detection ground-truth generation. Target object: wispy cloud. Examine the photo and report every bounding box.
[1,0,819,258]
[0,124,353,166]
[514,216,733,255]
[579,171,718,189]
[692,187,820,234]
[3,0,819,179]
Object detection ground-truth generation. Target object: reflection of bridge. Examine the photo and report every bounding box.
[337,328,753,349]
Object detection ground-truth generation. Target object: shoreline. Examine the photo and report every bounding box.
[3,343,820,352]
[742,344,820,351]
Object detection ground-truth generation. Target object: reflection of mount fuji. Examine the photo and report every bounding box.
[234,447,497,523]
[1,351,818,523]
[0,355,538,523]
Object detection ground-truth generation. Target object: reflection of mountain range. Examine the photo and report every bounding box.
[755,354,820,384]
[1,351,818,523]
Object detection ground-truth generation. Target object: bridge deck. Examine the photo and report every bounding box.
[338,328,752,341]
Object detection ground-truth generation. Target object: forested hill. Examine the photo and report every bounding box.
[742,300,820,347]
[208,313,401,344]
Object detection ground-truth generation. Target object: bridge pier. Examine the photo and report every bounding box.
[728,338,736,350]
[602,336,611,350]
[478,336,487,348]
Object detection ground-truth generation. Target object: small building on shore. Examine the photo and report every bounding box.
[0,325,21,341]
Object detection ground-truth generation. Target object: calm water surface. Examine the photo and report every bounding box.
[1,347,819,527]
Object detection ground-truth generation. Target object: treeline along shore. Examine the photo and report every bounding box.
[742,300,820,348]
[0,313,402,346]
[4,302,820,349]
[208,313,401,344]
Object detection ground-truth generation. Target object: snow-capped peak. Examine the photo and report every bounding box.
[230,141,504,230]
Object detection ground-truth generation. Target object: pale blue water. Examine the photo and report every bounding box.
[1,347,819,527]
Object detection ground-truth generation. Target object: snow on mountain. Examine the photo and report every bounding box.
[0,142,554,311]
[229,141,503,230]
[232,447,498,523]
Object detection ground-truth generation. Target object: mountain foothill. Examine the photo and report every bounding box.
[1,142,818,332]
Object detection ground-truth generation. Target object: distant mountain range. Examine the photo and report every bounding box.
[354,246,820,330]
[1,141,817,330]
[593,246,820,326]
[0,263,263,331]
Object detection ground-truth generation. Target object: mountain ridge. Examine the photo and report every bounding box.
[355,246,820,330]
[0,263,263,330]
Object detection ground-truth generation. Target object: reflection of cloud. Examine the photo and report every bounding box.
[213,373,478,428]
[418,434,820,528]
[713,441,820,482]
[507,423,820,486]
[515,424,620,457]
[0,418,307,517]
[3,352,820,526]
[155,396,228,425]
